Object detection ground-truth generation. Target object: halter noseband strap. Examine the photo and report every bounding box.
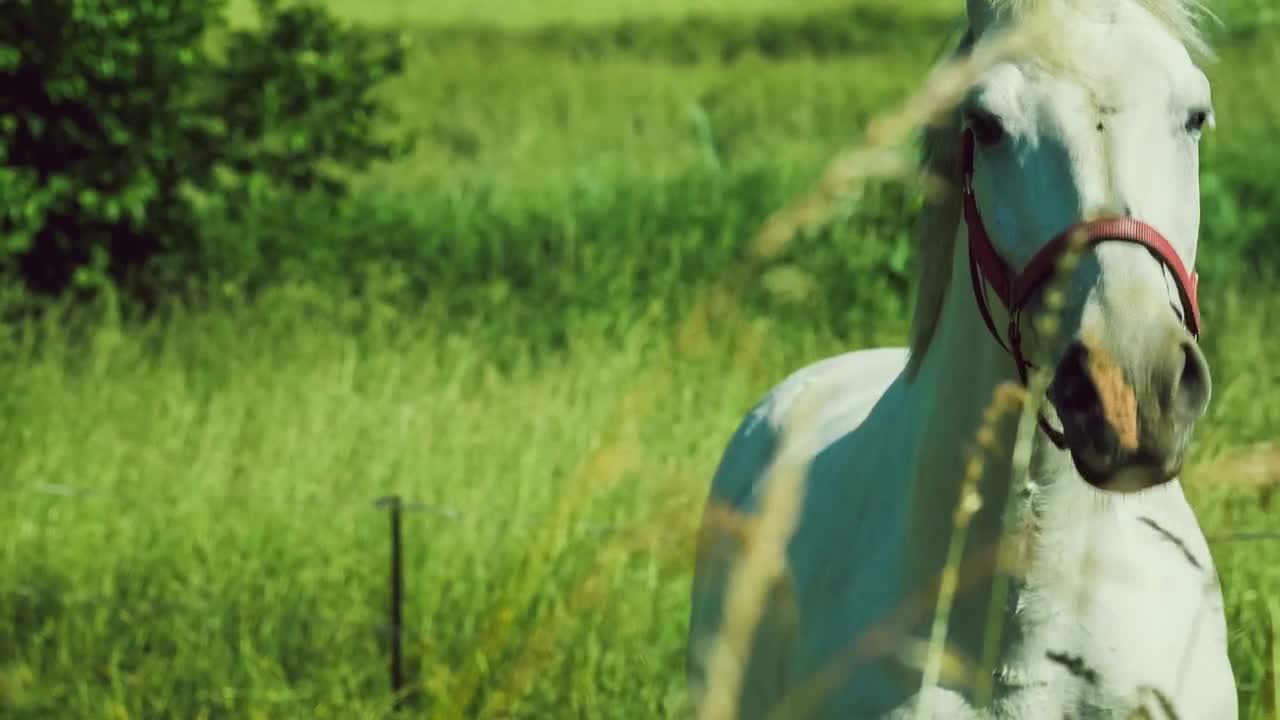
[959,129,1203,446]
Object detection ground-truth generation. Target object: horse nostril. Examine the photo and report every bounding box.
[1052,342,1099,413]
[1173,340,1212,419]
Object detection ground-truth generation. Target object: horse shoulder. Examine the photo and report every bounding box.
[707,346,911,513]
[687,347,910,716]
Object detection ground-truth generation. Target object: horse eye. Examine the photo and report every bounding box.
[1185,109,1212,136]
[967,109,1006,146]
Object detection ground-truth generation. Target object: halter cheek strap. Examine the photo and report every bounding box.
[959,129,1203,446]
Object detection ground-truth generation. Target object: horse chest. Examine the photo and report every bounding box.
[999,481,1236,717]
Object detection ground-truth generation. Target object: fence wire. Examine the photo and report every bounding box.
[11,479,668,709]
[20,480,1280,544]
[9,472,1279,714]
[21,481,647,538]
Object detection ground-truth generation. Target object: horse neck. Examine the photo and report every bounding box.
[900,222,1031,658]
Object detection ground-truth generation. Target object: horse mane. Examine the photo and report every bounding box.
[902,0,1212,379]
[903,29,974,380]
[992,0,1212,57]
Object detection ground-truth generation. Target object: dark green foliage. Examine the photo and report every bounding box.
[1199,142,1280,279]
[0,0,406,298]
[192,166,916,357]
[185,133,1280,361]
[0,0,224,295]
[204,0,409,198]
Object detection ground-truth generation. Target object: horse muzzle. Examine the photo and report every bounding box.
[1047,328,1211,493]
[958,127,1209,490]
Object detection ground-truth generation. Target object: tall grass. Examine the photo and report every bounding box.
[0,263,1275,718]
[2,1,1278,718]
[228,0,957,30]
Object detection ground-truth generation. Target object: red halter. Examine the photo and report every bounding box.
[959,129,1202,445]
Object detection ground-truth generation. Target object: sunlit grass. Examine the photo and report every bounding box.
[0,272,1275,718]
[0,290,822,717]
[227,0,957,29]
[2,1,1277,718]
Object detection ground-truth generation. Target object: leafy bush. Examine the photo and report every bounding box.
[0,0,406,299]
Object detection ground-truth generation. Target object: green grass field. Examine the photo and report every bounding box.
[227,0,957,29]
[3,1,1279,718]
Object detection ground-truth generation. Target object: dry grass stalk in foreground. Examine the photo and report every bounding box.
[1186,441,1280,496]
[974,228,1090,704]
[748,11,1053,267]
[448,435,652,714]
[695,390,824,720]
[482,490,705,718]
[915,383,1026,717]
[762,531,1042,720]
[694,11,1057,719]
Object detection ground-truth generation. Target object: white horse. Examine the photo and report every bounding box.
[687,1,1237,718]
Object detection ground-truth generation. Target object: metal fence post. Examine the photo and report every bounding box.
[378,495,405,705]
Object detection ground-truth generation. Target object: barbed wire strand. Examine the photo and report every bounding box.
[21,481,649,538]
[17,480,1279,547]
